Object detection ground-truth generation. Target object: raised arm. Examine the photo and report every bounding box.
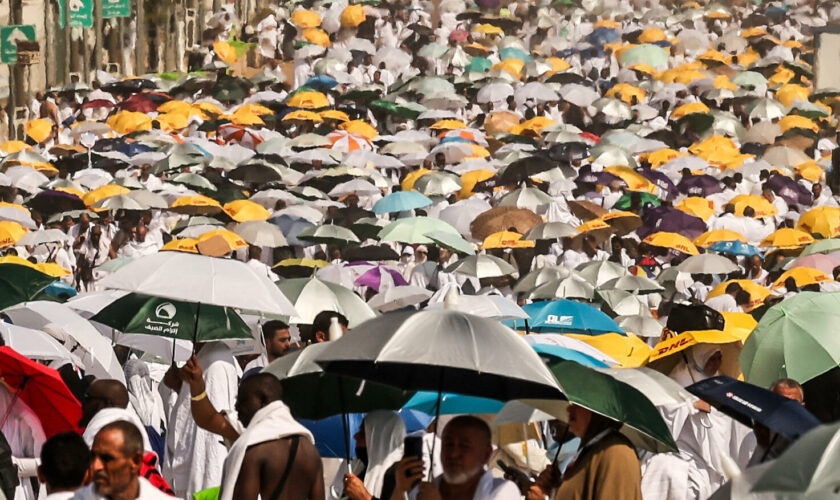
[180,355,240,442]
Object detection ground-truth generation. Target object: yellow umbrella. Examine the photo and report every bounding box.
[721,312,757,343]
[709,279,770,311]
[227,112,265,127]
[593,19,621,29]
[54,186,85,198]
[643,231,699,255]
[0,141,30,154]
[604,166,656,193]
[643,148,686,168]
[671,102,711,120]
[155,113,190,131]
[797,206,840,238]
[769,67,795,86]
[401,168,430,191]
[429,119,468,130]
[169,195,223,215]
[0,255,37,269]
[213,41,238,64]
[566,333,651,368]
[107,111,153,135]
[760,228,815,248]
[282,110,323,123]
[222,200,271,222]
[484,111,520,135]
[291,9,321,28]
[161,238,199,253]
[0,221,28,246]
[775,84,809,107]
[481,231,535,249]
[196,229,248,257]
[741,27,767,38]
[491,59,524,79]
[795,160,824,183]
[35,262,71,277]
[472,24,504,35]
[675,197,716,221]
[605,84,646,105]
[698,50,731,65]
[82,185,130,207]
[340,120,379,140]
[772,267,832,288]
[274,258,329,269]
[713,75,737,90]
[0,202,29,215]
[288,91,330,109]
[706,10,731,19]
[340,4,366,27]
[729,194,778,218]
[157,100,193,114]
[648,329,743,378]
[235,103,273,116]
[694,229,748,248]
[466,144,490,159]
[628,63,658,76]
[638,27,667,43]
[303,28,330,47]
[458,169,496,200]
[194,102,224,118]
[25,119,54,143]
[319,110,350,122]
[546,57,571,73]
[779,115,819,133]
[510,116,556,136]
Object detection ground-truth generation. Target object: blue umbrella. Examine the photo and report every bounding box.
[507,299,625,335]
[304,75,338,91]
[499,47,532,62]
[301,413,364,458]
[398,409,434,432]
[532,343,610,368]
[687,376,820,441]
[372,191,433,214]
[43,281,77,299]
[270,214,315,246]
[708,240,763,257]
[403,391,505,415]
[586,27,619,45]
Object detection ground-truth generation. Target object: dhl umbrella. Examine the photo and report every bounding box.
[775,84,809,107]
[510,116,556,136]
[155,113,190,131]
[481,231,535,249]
[235,103,273,116]
[25,119,54,144]
[670,103,711,120]
[698,50,731,65]
[340,4,366,27]
[779,115,819,133]
[795,160,824,183]
[340,120,379,140]
[287,91,330,109]
[491,59,524,79]
[319,110,350,122]
[222,200,271,222]
[772,267,832,288]
[713,75,737,91]
[694,229,748,248]
[0,141,30,154]
[82,185,130,207]
[226,112,265,127]
[647,329,743,378]
[0,202,30,215]
[0,221,28,246]
[642,148,686,168]
[604,166,656,193]
[721,312,757,343]
[169,195,223,216]
[642,231,699,255]
[430,119,468,131]
[708,279,770,311]
[35,262,71,277]
[273,258,329,269]
[161,238,199,253]
[798,206,840,239]
[458,170,496,200]
[196,229,248,257]
[675,197,716,221]
[282,110,323,123]
[291,9,321,28]
[760,228,815,249]
[729,194,778,218]
[107,111,153,135]
[157,100,194,115]
[401,168,431,191]
[638,27,667,43]
[606,83,646,105]
[566,333,651,368]
[303,28,330,47]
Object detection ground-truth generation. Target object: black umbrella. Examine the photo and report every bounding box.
[28,190,86,215]
[548,141,590,162]
[687,376,821,441]
[101,79,157,94]
[499,155,557,184]
[342,245,400,262]
[546,72,587,85]
[636,206,707,241]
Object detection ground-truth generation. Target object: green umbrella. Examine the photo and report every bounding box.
[91,293,252,342]
[276,277,377,327]
[0,264,56,311]
[800,238,840,256]
[395,102,427,120]
[613,192,661,210]
[297,224,361,246]
[731,71,768,88]
[170,173,217,192]
[378,216,461,244]
[526,361,677,453]
[465,57,492,73]
[264,342,412,420]
[417,43,448,59]
[351,217,390,240]
[424,230,476,255]
[619,44,668,68]
[95,257,135,273]
[752,421,840,496]
[741,292,840,387]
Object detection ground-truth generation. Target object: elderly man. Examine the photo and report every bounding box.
[73,422,173,500]
[749,378,806,465]
[392,416,519,500]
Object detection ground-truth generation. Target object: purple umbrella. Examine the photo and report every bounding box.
[637,206,707,241]
[677,175,724,197]
[637,168,678,200]
[355,265,408,292]
[576,171,623,186]
[768,174,812,207]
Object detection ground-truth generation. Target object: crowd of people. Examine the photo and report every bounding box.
[1,0,840,498]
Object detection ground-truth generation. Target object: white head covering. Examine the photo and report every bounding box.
[124,359,164,431]
[363,411,406,497]
[668,343,721,387]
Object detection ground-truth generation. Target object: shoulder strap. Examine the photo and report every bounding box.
[268,435,301,500]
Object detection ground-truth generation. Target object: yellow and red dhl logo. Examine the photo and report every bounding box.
[653,335,696,359]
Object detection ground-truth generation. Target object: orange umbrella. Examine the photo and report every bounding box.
[729,194,778,218]
[643,231,699,255]
[291,10,321,28]
[25,119,54,144]
[772,267,832,288]
[169,195,223,215]
[797,206,840,239]
[287,91,330,109]
[694,229,748,248]
[340,4,366,27]
[161,238,199,253]
[481,231,535,249]
[339,120,378,140]
[303,28,330,47]
[708,279,770,311]
[82,185,130,207]
[760,228,815,249]
[222,200,271,222]
[675,197,716,221]
[430,119,468,130]
[0,221,27,246]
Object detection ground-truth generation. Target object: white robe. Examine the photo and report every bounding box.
[124,360,165,433]
[72,477,175,500]
[163,343,238,498]
[82,408,152,455]
[0,386,45,500]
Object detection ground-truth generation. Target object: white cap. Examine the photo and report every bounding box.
[402,246,415,256]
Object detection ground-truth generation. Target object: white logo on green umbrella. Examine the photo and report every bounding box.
[155,302,177,320]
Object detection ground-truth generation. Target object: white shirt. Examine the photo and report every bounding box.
[72,477,176,500]
[409,469,520,500]
[705,293,740,313]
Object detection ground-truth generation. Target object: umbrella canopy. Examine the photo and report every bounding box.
[676,254,741,274]
[314,310,564,402]
[98,252,297,316]
[276,277,377,327]
[508,300,624,335]
[444,254,517,278]
[378,217,460,245]
[0,264,56,310]
[372,191,433,214]
[0,347,81,437]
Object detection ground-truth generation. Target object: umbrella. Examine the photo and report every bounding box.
[378,217,460,245]
[687,375,820,441]
[523,222,578,241]
[797,207,840,239]
[740,292,840,387]
[0,347,81,437]
[297,224,360,246]
[708,240,763,257]
[576,261,629,287]
[642,231,700,255]
[264,342,410,421]
[508,299,624,335]
[800,238,840,257]
[676,254,741,274]
[423,231,476,256]
[513,267,572,293]
[615,315,663,338]
[470,206,543,241]
[601,274,665,294]
[232,221,288,247]
[276,277,377,327]
[760,228,815,249]
[98,252,296,317]
[427,292,528,322]
[0,264,55,310]
[771,267,832,288]
[355,266,408,292]
[91,293,253,343]
[444,254,517,278]
[367,286,434,313]
[403,391,503,415]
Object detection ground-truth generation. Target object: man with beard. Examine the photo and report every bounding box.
[392,416,519,500]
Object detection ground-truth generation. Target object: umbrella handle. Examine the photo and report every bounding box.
[0,377,24,432]
[191,302,202,355]
[428,373,445,482]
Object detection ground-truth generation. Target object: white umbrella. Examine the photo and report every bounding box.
[615,315,663,338]
[343,151,405,169]
[514,266,574,293]
[529,276,595,300]
[413,171,463,197]
[16,229,73,246]
[276,277,377,327]
[328,179,380,197]
[427,291,528,321]
[498,185,554,210]
[0,206,36,229]
[368,285,433,312]
[514,82,559,105]
[523,222,578,240]
[576,260,630,287]
[439,198,493,237]
[98,252,297,317]
[523,334,619,366]
[92,194,149,211]
[444,254,517,278]
[477,83,514,104]
[600,274,664,294]
[233,221,288,247]
[597,289,650,316]
[676,254,741,274]
[601,367,696,407]
[3,301,125,382]
[559,83,600,107]
[0,322,81,367]
[4,166,48,193]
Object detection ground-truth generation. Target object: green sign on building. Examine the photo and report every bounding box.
[67,0,94,28]
[102,0,131,19]
[0,25,35,64]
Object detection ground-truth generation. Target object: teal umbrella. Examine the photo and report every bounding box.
[0,264,56,311]
[378,216,460,244]
[500,47,532,62]
[91,293,252,342]
[620,44,669,68]
[465,57,492,73]
[424,230,476,255]
[613,192,661,210]
[741,291,840,387]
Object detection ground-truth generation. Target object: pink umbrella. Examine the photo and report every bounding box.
[354,265,408,292]
[789,254,840,275]
[450,29,468,42]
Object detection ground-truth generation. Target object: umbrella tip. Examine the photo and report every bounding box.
[444,286,460,310]
[329,316,343,341]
